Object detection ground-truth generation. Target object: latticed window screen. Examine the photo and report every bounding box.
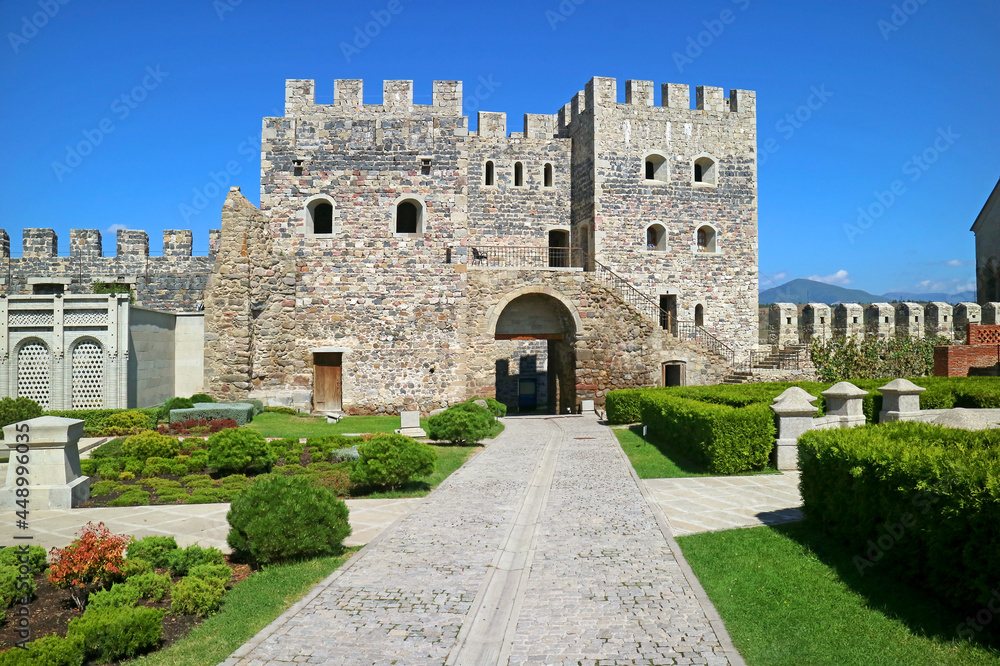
[72,341,104,409]
[17,342,51,409]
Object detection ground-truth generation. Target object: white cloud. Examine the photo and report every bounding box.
[808,269,851,285]
[945,259,973,267]
[105,224,127,234]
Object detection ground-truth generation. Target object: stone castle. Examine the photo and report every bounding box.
[0,75,760,414]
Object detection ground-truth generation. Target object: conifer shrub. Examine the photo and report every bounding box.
[165,544,225,577]
[120,557,152,578]
[351,434,437,489]
[188,563,231,585]
[158,396,194,421]
[170,575,225,617]
[0,545,48,573]
[85,581,142,609]
[108,489,151,506]
[0,633,84,666]
[207,428,276,474]
[188,393,215,404]
[0,566,36,608]
[0,396,43,431]
[126,536,178,569]
[227,474,351,565]
[102,409,155,436]
[127,571,172,601]
[427,402,493,444]
[122,431,180,461]
[67,605,163,662]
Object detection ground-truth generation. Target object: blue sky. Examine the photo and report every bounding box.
[1,0,997,296]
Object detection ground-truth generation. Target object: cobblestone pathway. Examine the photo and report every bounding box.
[224,415,742,666]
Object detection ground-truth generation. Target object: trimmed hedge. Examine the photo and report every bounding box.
[170,403,255,426]
[639,393,776,474]
[798,421,1000,615]
[43,408,158,435]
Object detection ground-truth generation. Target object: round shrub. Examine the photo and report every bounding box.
[123,458,144,475]
[0,396,43,430]
[128,571,172,602]
[485,397,508,417]
[207,429,276,474]
[103,410,154,436]
[170,575,225,617]
[158,396,194,421]
[86,581,142,609]
[80,459,99,476]
[0,566,36,608]
[120,557,152,578]
[141,456,172,477]
[227,474,351,566]
[188,563,231,585]
[0,633,84,666]
[0,545,48,573]
[165,544,225,577]
[427,402,494,444]
[127,536,178,569]
[67,605,163,662]
[186,449,209,473]
[122,431,180,461]
[108,489,150,506]
[189,393,215,404]
[97,461,123,480]
[118,471,136,482]
[351,434,437,489]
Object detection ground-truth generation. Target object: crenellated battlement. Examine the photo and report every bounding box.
[573,77,755,115]
[284,78,464,117]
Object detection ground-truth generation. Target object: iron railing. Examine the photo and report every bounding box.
[467,245,577,269]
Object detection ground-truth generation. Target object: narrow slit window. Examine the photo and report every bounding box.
[514,162,524,187]
[543,163,553,187]
[485,161,495,186]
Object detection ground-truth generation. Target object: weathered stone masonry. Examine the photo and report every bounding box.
[204,75,760,414]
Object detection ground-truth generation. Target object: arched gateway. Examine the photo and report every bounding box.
[489,290,580,415]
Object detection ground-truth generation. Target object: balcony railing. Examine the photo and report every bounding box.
[467,245,578,269]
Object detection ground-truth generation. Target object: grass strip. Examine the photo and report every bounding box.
[613,425,713,478]
[133,549,359,666]
[677,522,1000,666]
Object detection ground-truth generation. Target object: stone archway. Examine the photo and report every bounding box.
[490,291,579,415]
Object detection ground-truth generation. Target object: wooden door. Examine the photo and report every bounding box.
[314,353,342,412]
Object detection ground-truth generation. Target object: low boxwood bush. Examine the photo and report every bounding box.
[207,428,276,474]
[188,563,231,585]
[227,474,351,566]
[128,571,172,601]
[43,409,157,436]
[0,566,36,608]
[166,544,225,577]
[640,393,775,474]
[799,421,1000,614]
[89,437,125,460]
[170,575,225,617]
[0,545,47,573]
[182,474,214,488]
[427,402,493,444]
[188,489,225,503]
[351,434,437,489]
[120,557,152,578]
[108,489,151,506]
[67,604,163,662]
[103,409,156,436]
[90,480,117,497]
[0,633,85,666]
[170,403,255,426]
[0,396,43,431]
[186,449,209,472]
[141,456,172,477]
[122,431,180,461]
[126,536,178,569]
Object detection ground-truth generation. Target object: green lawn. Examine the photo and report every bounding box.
[134,549,359,666]
[246,413,425,439]
[677,522,1000,666]
[612,425,714,478]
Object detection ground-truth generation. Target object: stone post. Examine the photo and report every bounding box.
[821,381,868,428]
[878,378,926,423]
[395,410,427,438]
[771,391,818,471]
[0,416,89,509]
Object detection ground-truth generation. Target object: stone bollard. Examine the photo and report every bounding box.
[821,381,868,428]
[878,378,926,423]
[395,410,427,438]
[771,389,819,471]
[0,416,89,509]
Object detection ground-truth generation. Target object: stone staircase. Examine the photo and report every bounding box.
[753,344,809,370]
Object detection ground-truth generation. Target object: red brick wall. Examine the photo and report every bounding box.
[934,344,1000,376]
[968,325,1000,345]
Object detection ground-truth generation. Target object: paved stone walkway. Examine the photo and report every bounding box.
[644,474,802,537]
[224,415,743,666]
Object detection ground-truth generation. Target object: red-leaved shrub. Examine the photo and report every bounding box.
[310,470,352,497]
[48,522,132,610]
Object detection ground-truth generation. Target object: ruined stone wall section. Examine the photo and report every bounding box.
[0,228,216,311]
[575,77,758,355]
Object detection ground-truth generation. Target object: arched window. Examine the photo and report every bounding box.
[645,223,666,252]
[543,163,553,187]
[644,152,668,182]
[306,197,335,235]
[395,199,423,234]
[693,155,717,186]
[695,304,704,327]
[484,161,495,186]
[17,340,51,409]
[696,225,717,253]
[514,162,524,187]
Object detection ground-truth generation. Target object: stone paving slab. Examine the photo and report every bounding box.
[224,415,743,666]
[643,473,802,537]
[0,498,423,552]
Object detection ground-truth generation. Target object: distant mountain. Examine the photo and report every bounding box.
[760,279,976,305]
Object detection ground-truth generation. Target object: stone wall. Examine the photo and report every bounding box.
[0,228,216,312]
